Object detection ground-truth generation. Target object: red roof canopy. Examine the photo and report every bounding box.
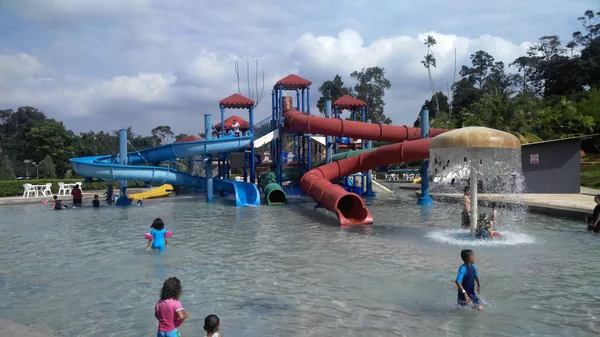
[175,135,203,143]
[219,93,255,109]
[214,115,250,131]
[333,95,367,110]
[274,74,312,90]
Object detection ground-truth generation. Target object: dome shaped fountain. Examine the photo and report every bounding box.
[429,127,524,236]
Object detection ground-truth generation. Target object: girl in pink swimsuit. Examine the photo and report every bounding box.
[155,277,190,337]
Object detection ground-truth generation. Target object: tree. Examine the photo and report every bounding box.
[414,92,450,126]
[151,125,174,145]
[38,155,57,179]
[0,156,15,180]
[317,75,354,114]
[421,35,440,115]
[459,50,495,90]
[580,37,600,88]
[350,67,392,124]
[25,120,75,177]
[2,106,47,162]
[532,98,594,140]
[572,10,600,47]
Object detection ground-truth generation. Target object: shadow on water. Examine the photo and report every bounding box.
[231,297,294,318]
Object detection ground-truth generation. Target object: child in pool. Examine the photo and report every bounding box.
[204,314,222,337]
[92,195,100,207]
[490,203,498,229]
[50,195,66,210]
[476,219,494,240]
[146,218,169,252]
[155,277,190,337]
[455,249,484,311]
[461,187,470,229]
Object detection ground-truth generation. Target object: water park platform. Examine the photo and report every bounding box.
[0,318,55,337]
[415,188,599,219]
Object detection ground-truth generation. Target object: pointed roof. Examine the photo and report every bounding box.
[175,135,203,143]
[219,93,255,109]
[274,74,312,90]
[214,115,250,131]
[333,95,367,110]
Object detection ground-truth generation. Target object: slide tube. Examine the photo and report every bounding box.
[258,167,303,205]
[300,138,433,226]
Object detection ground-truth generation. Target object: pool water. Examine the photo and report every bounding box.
[1,191,599,336]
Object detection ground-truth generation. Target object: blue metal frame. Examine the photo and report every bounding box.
[204,114,213,202]
[417,107,433,206]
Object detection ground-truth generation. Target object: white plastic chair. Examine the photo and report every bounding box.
[235,176,244,182]
[22,183,37,198]
[41,183,52,197]
[57,182,68,196]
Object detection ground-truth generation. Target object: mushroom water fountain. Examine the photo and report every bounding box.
[429,127,524,236]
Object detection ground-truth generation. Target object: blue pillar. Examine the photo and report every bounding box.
[306,85,311,171]
[205,114,213,202]
[417,107,433,206]
[277,85,283,185]
[325,100,333,164]
[364,119,375,197]
[220,104,225,137]
[296,89,300,110]
[249,105,255,184]
[116,129,132,205]
[301,89,305,112]
[333,105,339,155]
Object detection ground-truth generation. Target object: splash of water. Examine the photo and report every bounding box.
[426,228,535,246]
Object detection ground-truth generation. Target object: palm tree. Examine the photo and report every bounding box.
[422,35,441,116]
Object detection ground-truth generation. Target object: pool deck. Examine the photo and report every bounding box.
[413,187,599,219]
[0,188,149,205]
[0,319,55,336]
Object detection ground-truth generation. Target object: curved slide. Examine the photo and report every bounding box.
[284,109,448,226]
[70,135,260,206]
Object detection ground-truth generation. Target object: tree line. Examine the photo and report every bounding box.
[0,106,195,179]
[317,9,600,143]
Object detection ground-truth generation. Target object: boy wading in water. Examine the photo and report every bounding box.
[462,187,470,229]
[455,249,484,311]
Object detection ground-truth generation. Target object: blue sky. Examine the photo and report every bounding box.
[0,0,595,136]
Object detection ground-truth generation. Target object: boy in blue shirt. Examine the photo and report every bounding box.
[455,249,484,311]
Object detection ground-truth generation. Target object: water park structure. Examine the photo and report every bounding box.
[70,73,451,226]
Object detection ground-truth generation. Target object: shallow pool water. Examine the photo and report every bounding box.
[1,191,599,336]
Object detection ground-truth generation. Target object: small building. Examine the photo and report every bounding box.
[521,135,599,194]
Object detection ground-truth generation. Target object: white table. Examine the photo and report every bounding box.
[31,184,51,197]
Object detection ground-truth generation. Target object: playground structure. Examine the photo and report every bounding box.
[69,73,449,226]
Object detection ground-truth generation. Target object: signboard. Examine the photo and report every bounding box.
[530,154,539,164]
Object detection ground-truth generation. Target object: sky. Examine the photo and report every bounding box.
[0,0,595,136]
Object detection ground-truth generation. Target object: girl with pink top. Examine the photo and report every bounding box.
[155,277,190,337]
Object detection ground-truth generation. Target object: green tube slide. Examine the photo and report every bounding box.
[259,167,303,205]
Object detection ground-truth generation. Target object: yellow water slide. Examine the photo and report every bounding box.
[128,184,174,200]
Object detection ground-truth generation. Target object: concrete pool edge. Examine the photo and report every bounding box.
[0,318,56,336]
[415,191,594,220]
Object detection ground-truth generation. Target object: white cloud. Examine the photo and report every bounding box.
[0,0,592,134]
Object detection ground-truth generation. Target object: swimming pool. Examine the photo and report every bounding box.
[0,191,598,336]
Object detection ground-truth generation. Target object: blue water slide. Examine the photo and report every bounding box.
[69,135,260,206]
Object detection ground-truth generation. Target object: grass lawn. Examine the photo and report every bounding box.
[581,164,600,188]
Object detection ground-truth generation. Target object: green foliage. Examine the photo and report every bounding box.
[0,179,148,197]
[350,66,392,124]
[533,98,594,139]
[317,75,354,114]
[0,156,16,180]
[581,163,600,188]
[25,120,75,177]
[38,155,57,179]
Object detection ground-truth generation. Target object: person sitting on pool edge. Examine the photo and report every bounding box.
[587,195,600,232]
[462,187,470,229]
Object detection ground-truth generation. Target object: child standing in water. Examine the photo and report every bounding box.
[155,277,190,337]
[146,218,169,252]
[461,187,470,228]
[204,315,222,337]
[50,195,66,210]
[455,249,484,311]
[92,195,100,207]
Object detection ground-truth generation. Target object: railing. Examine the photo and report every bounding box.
[254,115,275,139]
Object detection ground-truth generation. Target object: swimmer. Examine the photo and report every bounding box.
[155,277,190,337]
[461,187,470,229]
[146,218,169,252]
[455,249,484,311]
[204,314,221,337]
[476,219,494,240]
[50,195,66,210]
[490,203,498,229]
[92,195,100,208]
